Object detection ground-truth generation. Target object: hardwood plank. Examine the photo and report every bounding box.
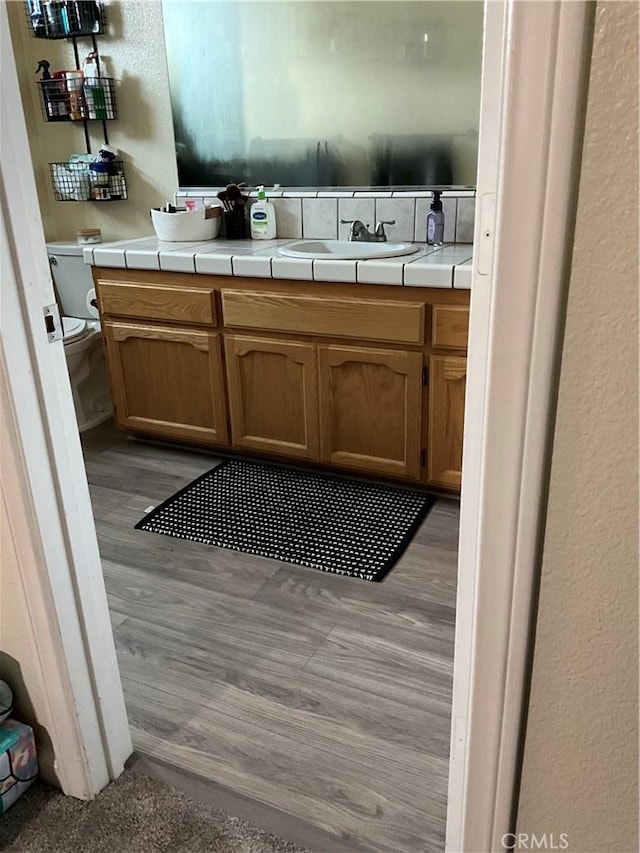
[109,612,127,630]
[303,626,453,712]
[253,527,456,624]
[88,483,139,521]
[412,499,461,549]
[113,615,451,755]
[103,559,333,665]
[97,511,284,599]
[79,418,122,453]
[384,545,458,610]
[123,677,447,853]
[124,673,449,812]
[94,445,220,481]
[254,565,455,656]
[80,420,458,853]
[129,752,377,853]
[84,454,195,501]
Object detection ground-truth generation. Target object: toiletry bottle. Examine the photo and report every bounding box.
[426,191,445,246]
[250,186,277,240]
[65,71,85,121]
[83,51,108,119]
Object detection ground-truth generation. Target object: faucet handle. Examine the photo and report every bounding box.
[374,220,396,239]
[340,219,370,227]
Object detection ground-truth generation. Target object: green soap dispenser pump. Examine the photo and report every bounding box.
[426,191,445,246]
[250,185,277,240]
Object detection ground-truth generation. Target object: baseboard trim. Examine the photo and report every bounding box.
[126,751,376,853]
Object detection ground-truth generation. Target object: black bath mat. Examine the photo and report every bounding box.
[135,459,435,582]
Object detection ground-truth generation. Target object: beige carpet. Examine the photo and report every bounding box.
[0,770,308,852]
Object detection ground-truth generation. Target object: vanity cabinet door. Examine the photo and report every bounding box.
[224,335,319,460]
[318,345,423,480]
[103,321,228,446]
[427,355,466,489]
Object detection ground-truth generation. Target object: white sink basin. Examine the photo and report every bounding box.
[278,240,419,261]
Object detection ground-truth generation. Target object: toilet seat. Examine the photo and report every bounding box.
[62,316,89,344]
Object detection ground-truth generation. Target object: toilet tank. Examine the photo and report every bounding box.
[47,241,97,319]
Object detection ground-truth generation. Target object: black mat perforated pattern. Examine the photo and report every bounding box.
[135,460,435,582]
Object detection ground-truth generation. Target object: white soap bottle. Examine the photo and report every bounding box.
[250,186,277,239]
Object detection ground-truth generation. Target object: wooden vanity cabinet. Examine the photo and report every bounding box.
[425,304,470,490]
[95,271,229,447]
[224,335,319,460]
[103,321,229,446]
[427,355,467,490]
[93,267,470,494]
[318,345,423,480]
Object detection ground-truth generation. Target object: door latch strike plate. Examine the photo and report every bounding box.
[44,303,63,343]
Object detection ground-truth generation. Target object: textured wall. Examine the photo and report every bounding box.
[8,0,178,241]
[517,3,639,851]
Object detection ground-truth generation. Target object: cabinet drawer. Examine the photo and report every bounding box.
[432,305,470,350]
[221,290,425,345]
[98,280,217,326]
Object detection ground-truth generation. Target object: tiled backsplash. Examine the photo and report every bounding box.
[175,189,476,244]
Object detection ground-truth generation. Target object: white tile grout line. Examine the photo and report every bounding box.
[176,188,477,199]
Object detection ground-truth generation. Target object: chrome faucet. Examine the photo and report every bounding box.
[341,219,396,242]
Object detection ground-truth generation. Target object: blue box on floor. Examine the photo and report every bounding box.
[0,719,38,813]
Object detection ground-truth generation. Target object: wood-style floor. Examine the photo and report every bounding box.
[82,421,459,853]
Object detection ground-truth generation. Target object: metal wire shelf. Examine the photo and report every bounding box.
[49,160,128,202]
[26,0,106,40]
[37,76,117,122]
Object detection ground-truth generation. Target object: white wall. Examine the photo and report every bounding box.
[517,3,639,850]
[7,0,178,241]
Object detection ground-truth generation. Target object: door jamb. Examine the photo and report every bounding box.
[1,2,132,797]
[446,2,594,849]
[1,0,594,843]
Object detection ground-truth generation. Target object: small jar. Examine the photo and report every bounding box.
[90,162,110,187]
[77,228,102,245]
[89,162,111,200]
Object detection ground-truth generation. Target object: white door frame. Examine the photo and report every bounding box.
[0,1,131,797]
[1,0,593,847]
[447,2,594,850]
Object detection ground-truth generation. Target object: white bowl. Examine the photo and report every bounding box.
[151,207,222,242]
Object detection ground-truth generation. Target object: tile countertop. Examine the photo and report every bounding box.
[83,237,473,290]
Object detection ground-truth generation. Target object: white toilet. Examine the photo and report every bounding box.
[47,242,112,432]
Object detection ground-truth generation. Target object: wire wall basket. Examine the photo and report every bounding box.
[37,77,117,122]
[26,0,106,39]
[50,160,127,202]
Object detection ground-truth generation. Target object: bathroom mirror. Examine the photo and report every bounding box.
[162,0,483,188]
